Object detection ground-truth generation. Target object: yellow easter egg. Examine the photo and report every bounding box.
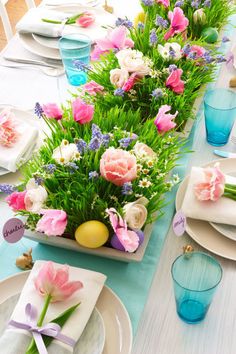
[75,221,109,248]
[134,11,146,28]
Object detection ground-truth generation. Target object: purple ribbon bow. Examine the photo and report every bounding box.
[9,303,76,354]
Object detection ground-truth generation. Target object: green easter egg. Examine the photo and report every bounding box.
[201,27,219,43]
[75,220,109,248]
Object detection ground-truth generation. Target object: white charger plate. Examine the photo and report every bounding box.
[0,293,105,354]
[0,271,133,354]
[176,158,236,261]
[210,223,236,241]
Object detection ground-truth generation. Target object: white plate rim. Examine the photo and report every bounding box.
[176,158,236,261]
[210,222,236,241]
[0,271,133,354]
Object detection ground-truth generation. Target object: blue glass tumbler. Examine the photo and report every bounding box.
[171,252,222,324]
[204,88,236,146]
[59,33,91,86]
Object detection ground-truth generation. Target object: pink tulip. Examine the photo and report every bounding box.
[6,191,27,211]
[188,45,205,59]
[0,109,20,147]
[156,0,170,7]
[166,68,184,94]
[42,103,63,120]
[34,261,83,302]
[122,73,138,92]
[154,105,177,132]
[91,26,134,61]
[100,148,137,186]
[164,8,189,41]
[76,11,95,28]
[82,80,104,96]
[72,98,94,124]
[194,163,225,202]
[36,209,68,236]
[106,208,139,252]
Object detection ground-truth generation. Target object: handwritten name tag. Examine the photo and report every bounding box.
[3,218,25,243]
[172,210,186,237]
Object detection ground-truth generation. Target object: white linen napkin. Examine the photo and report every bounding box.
[0,261,107,353]
[0,116,38,172]
[181,166,236,225]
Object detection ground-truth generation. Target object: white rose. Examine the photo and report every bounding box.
[52,142,79,164]
[123,197,149,230]
[193,8,206,25]
[134,142,156,159]
[25,178,48,213]
[110,68,129,88]
[158,43,182,60]
[116,49,151,77]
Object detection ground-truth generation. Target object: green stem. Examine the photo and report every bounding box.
[42,18,62,24]
[25,295,52,354]
[224,186,236,195]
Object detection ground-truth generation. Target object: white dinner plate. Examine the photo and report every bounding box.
[176,158,236,261]
[0,271,133,354]
[0,293,105,354]
[0,105,43,176]
[210,223,236,241]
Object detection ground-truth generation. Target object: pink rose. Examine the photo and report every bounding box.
[76,11,95,28]
[100,148,137,186]
[188,45,205,59]
[42,103,63,120]
[0,109,20,147]
[164,7,189,41]
[91,26,134,61]
[36,209,68,236]
[6,191,27,211]
[34,261,83,302]
[156,0,170,7]
[154,105,178,132]
[166,68,184,94]
[72,98,94,124]
[194,163,225,202]
[82,80,104,96]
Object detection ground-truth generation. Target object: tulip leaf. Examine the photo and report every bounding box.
[25,302,81,354]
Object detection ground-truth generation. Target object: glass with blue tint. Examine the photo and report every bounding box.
[59,33,91,86]
[171,252,222,324]
[204,88,236,146]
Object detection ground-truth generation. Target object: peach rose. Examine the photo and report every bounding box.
[100,147,137,186]
[110,68,129,88]
[133,142,156,159]
[194,163,225,202]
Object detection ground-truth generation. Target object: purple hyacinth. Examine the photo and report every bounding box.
[169,48,176,58]
[175,0,184,6]
[141,0,154,6]
[155,15,168,29]
[137,22,145,30]
[182,44,191,55]
[216,55,227,63]
[88,137,102,151]
[114,88,125,97]
[115,17,133,29]
[73,60,91,72]
[66,162,79,174]
[122,182,133,195]
[203,52,214,64]
[169,64,178,73]
[0,184,16,194]
[222,36,230,43]
[150,29,158,45]
[203,0,211,7]
[188,51,197,60]
[191,0,200,8]
[42,164,56,174]
[119,137,134,148]
[102,133,110,147]
[34,176,44,185]
[151,88,163,99]
[92,124,103,139]
[89,171,99,179]
[75,138,87,154]
[34,102,44,119]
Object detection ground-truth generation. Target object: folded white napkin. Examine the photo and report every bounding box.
[0,115,38,172]
[181,166,236,225]
[0,261,106,353]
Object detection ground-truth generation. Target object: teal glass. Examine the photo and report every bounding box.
[171,252,222,324]
[59,33,91,86]
[204,88,236,146]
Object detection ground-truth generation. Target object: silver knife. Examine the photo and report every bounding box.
[3,56,61,69]
[214,150,236,158]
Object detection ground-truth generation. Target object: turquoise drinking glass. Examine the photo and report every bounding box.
[171,252,222,324]
[204,88,236,146]
[59,33,91,86]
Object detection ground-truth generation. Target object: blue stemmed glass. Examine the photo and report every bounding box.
[59,33,91,86]
[171,252,222,324]
[204,88,236,146]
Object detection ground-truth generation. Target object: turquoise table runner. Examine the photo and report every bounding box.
[0,15,235,334]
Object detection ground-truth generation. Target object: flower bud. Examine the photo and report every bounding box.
[193,8,206,25]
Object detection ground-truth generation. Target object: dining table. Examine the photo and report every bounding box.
[1,1,236,353]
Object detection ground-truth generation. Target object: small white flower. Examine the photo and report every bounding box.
[139,178,152,188]
[52,142,78,165]
[158,42,182,60]
[24,178,48,213]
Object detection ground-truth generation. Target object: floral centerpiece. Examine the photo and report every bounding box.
[4,100,182,255]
